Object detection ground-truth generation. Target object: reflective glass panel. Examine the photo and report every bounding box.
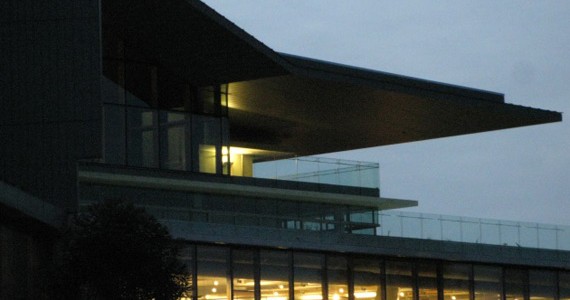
[353,258,382,300]
[127,108,158,168]
[233,250,255,300]
[560,271,570,300]
[529,270,556,300]
[160,111,191,170]
[385,261,413,300]
[103,105,126,165]
[327,256,348,300]
[474,265,502,300]
[443,263,471,300]
[193,115,220,174]
[418,262,438,300]
[179,245,194,299]
[260,250,290,300]
[294,253,323,300]
[198,246,229,300]
[504,268,526,300]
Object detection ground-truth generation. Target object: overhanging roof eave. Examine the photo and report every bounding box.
[279,52,506,103]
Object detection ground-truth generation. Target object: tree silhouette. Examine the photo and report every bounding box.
[53,199,191,300]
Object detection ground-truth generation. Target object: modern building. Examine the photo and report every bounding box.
[0,0,567,299]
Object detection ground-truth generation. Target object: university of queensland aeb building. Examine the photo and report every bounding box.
[1,0,568,299]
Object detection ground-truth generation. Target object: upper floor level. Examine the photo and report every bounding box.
[0,0,561,210]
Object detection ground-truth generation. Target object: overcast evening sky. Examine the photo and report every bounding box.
[202,1,570,225]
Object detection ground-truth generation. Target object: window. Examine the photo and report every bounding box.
[473,265,502,300]
[353,258,382,300]
[385,261,413,300]
[443,263,471,300]
[294,253,323,300]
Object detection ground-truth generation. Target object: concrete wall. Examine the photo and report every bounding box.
[0,218,55,299]
[0,0,102,209]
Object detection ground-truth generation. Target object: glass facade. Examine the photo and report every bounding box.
[178,244,570,300]
[101,49,230,175]
[79,183,378,235]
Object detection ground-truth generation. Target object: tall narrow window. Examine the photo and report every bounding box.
[504,268,526,300]
[193,115,221,174]
[560,271,570,300]
[473,265,502,300]
[353,258,382,300]
[294,253,323,300]
[260,250,290,300]
[233,249,256,300]
[442,263,471,300]
[127,108,158,168]
[385,261,413,300]
[327,256,348,300]
[160,111,191,170]
[417,262,437,300]
[103,105,126,164]
[197,246,229,300]
[179,245,195,300]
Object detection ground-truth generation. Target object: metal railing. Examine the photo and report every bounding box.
[378,210,570,251]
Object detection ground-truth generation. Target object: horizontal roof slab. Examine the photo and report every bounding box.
[229,55,561,155]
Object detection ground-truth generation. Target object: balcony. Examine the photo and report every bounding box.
[252,156,380,189]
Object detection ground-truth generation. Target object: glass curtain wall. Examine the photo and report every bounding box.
[185,244,570,300]
[102,38,229,175]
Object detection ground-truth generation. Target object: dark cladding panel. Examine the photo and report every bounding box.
[0,0,102,209]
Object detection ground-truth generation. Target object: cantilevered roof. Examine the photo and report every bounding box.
[103,0,562,156]
[228,55,562,155]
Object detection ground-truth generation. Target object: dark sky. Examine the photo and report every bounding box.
[203,1,570,225]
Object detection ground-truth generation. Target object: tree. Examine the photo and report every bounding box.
[52,199,191,300]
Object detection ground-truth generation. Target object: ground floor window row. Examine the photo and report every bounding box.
[178,244,570,300]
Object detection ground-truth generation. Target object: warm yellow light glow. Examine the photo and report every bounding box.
[338,288,345,294]
[205,295,226,300]
[300,295,323,300]
[267,297,287,300]
[213,280,219,286]
[273,292,279,296]
[211,287,217,293]
[333,293,340,300]
[279,284,284,289]
[399,292,405,297]
[451,296,456,300]
[354,292,377,299]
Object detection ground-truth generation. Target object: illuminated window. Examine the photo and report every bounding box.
[443,263,471,300]
[198,246,229,300]
[353,258,382,300]
[260,250,290,300]
[294,253,323,300]
[385,261,412,300]
[327,256,348,300]
[474,265,502,300]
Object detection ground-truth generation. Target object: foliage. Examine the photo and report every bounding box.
[51,199,191,300]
